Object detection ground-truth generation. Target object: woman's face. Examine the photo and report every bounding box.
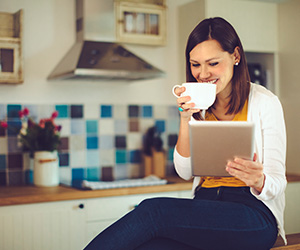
[189,39,239,97]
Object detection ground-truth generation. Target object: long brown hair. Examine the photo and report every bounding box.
[185,17,250,120]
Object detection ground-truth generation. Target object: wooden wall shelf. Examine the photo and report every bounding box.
[0,9,23,84]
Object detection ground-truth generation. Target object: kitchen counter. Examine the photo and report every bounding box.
[1,174,299,207]
[0,176,193,206]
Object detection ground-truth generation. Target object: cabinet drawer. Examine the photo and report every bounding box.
[86,191,180,221]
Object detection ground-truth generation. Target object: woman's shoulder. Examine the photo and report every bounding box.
[249,83,283,114]
[250,82,276,99]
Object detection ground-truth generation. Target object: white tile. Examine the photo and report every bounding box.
[128,164,144,178]
[100,149,115,166]
[69,135,86,150]
[70,150,86,168]
[153,105,168,119]
[127,133,143,150]
[55,119,71,136]
[0,137,7,154]
[114,105,128,119]
[99,119,114,135]
[59,167,72,186]
[84,104,100,119]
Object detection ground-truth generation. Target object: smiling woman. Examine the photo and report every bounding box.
[84,17,287,250]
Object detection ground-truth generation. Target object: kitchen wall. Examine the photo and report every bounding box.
[1,0,300,185]
[0,102,180,186]
[0,0,194,186]
[0,0,192,105]
[278,0,300,175]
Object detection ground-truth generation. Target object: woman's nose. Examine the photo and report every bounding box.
[198,66,210,81]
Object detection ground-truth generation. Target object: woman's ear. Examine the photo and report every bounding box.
[233,46,241,65]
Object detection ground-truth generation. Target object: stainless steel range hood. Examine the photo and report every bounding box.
[48,0,164,81]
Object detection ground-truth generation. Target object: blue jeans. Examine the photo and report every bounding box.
[84,187,278,250]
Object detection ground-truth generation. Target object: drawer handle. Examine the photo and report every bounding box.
[78,203,85,209]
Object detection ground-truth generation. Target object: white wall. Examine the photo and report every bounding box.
[278,0,300,175]
[0,0,193,105]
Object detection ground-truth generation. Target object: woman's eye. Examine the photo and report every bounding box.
[191,63,200,67]
[210,62,219,66]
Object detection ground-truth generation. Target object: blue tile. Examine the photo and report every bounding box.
[0,155,6,170]
[72,168,85,180]
[7,104,22,118]
[155,120,165,133]
[7,120,21,136]
[87,136,98,149]
[86,120,98,134]
[142,105,152,118]
[25,169,33,184]
[87,168,100,181]
[71,120,85,135]
[168,148,174,161]
[59,153,69,166]
[55,105,69,118]
[99,135,114,149]
[101,105,112,118]
[129,150,142,163]
[116,150,127,164]
[71,105,83,118]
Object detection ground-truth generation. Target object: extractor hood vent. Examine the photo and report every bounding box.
[48,0,165,81]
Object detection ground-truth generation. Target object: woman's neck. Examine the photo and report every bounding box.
[212,96,234,121]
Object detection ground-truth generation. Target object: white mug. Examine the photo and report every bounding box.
[172,82,216,110]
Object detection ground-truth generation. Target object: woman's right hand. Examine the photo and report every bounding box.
[174,86,200,121]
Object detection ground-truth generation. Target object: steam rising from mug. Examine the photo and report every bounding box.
[172,83,216,110]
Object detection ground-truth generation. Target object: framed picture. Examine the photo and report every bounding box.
[115,1,166,46]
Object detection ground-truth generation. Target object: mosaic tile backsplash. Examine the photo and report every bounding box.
[0,103,180,186]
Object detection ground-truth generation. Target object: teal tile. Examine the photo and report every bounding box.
[86,120,98,134]
[55,105,69,118]
[87,168,100,181]
[116,150,127,164]
[7,104,22,119]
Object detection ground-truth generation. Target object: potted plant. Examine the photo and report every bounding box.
[18,107,62,186]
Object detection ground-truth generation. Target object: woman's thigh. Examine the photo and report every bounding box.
[137,197,277,250]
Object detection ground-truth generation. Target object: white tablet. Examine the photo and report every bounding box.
[189,121,255,177]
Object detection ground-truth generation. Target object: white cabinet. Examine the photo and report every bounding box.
[0,190,192,250]
[84,190,192,245]
[0,199,86,250]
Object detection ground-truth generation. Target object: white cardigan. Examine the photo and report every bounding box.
[173,83,287,243]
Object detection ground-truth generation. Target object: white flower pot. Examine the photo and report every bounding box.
[34,151,59,187]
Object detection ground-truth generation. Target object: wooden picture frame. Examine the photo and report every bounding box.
[115,1,166,46]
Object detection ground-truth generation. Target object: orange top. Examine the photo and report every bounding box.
[201,99,248,188]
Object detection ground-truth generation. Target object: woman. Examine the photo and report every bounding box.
[84,17,286,250]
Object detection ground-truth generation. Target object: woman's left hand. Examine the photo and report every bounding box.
[226,153,265,194]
